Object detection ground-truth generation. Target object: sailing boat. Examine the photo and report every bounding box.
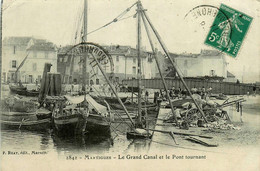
[50,0,113,136]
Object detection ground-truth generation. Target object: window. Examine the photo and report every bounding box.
[115,77,119,83]
[59,57,63,62]
[90,80,94,85]
[3,72,6,82]
[64,56,67,62]
[38,75,41,83]
[132,66,136,74]
[45,52,49,58]
[133,58,136,63]
[13,46,16,54]
[116,66,119,73]
[96,78,99,85]
[33,51,37,58]
[28,75,33,83]
[33,63,37,71]
[210,70,215,76]
[184,60,188,67]
[148,54,153,62]
[184,69,187,76]
[11,60,17,68]
[11,73,15,80]
[116,56,119,62]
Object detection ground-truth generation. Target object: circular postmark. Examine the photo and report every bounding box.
[65,42,114,81]
[184,5,233,54]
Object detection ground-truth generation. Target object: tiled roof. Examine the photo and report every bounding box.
[169,49,222,59]
[3,36,32,46]
[57,45,74,54]
[27,41,56,51]
[169,52,200,58]
[200,49,222,56]
[103,45,129,55]
[3,36,57,51]
[103,45,147,57]
[59,45,148,57]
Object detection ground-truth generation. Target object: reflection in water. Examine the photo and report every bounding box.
[40,132,51,150]
[1,129,152,155]
[51,133,113,154]
[1,130,53,151]
[1,87,155,154]
[125,139,151,153]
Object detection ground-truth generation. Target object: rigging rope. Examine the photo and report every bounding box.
[83,2,138,36]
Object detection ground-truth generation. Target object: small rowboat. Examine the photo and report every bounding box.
[0,118,51,131]
[126,129,152,139]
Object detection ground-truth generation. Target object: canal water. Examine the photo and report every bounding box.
[1,85,259,158]
[0,86,153,157]
[1,129,146,155]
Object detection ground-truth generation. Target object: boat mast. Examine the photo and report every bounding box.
[140,3,208,123]
[136,0,142,127]
[82,0,88,100]
[140,10,178,124]
[0,0,2,99]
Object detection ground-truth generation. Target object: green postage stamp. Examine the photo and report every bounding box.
[205,4,253,57]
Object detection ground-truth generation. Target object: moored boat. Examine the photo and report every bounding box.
[65,95,111,137]
[9,84,27,96]
[0,118,51,131]
[110,102,158,112]
[9,84,39,97]
[49,94,111,137]
[91,95,128,105]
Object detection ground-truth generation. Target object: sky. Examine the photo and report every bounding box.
[2,0,260,83]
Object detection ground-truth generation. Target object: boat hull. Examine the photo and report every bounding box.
[54,114,86,136]
[110,103,158,112]
[9,84,39,97]
[0,119,51,131]
[165,99,193,108]
[126,131,152,139]
[92,96,128,106]
[85,114,111,137]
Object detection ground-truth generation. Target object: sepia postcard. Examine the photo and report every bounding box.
[0,0,259,170]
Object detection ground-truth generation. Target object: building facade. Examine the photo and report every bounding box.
[160,50,228,80]
[2,37,31,83]
[2,37,57,83]
[57,45,156,85]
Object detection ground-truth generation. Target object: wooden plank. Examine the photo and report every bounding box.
[185,136,218,147]
[146,128,213,139]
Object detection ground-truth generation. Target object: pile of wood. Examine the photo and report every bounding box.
[163,96,245,130]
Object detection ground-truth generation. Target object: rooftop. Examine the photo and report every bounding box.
[3,36,57,51]
[200,49,223,56]
[57,45,74,54]
[3,36,32,46]
[168,49,223,59]
[103,45,147,57]
[27,41,56,51]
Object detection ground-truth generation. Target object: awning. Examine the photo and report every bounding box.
[64,95,108,115]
